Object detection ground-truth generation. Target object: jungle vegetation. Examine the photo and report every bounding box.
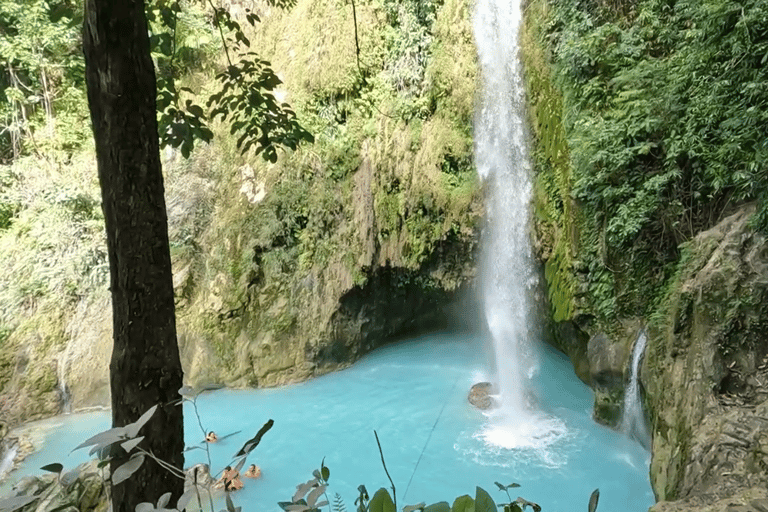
[523,0,768,329]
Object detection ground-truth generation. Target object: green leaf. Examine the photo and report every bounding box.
[73,426,127,452]
[321,464,330,482]
[451,495,474,512]
[307,485,327,507]
[293,479,317,502]
[588,489,599,512]
[157,492,172,509]
[369,488,395,512]
[424,502,450,512]
[403,503,426,512]
[187,104,205,119]
[507,484,520,489]
[177,489,197,511]
[235,419,274,457]
[40,463,64,474]
[474,487,496,512]
[112,454,145,485]
[125,404,158,438]
[494,482,506,491]
[120,436,144,453]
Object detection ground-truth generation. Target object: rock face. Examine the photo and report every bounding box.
[468,382,496,410]
[645,206,768,509]
[0,0,481,428]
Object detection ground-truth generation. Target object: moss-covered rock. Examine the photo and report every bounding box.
[645,206,768,507]
[0,0,481,426]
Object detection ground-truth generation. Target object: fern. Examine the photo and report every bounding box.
[333,492,347,512]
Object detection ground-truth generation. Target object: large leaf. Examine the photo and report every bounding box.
[0,496,39,512]
[293,479,317,502]
[369,488,395,512]
[40,463,64,474]
[125,405,158,438]
[474,487,496,512]
[451,495,474,512]
[121,436,145,453]
[156,492,172,509]
[307,485,327,507]
[176,489,197,512]
[72,426,127,452]
[424,502,450,512]
[588,489,600,512]
[235,419,274,456]
[112,454,146,485]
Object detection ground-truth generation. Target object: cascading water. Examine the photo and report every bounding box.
[621,331,651,448]
[473,0,567,452]
[0,444,17,480]
[57,350,73,414]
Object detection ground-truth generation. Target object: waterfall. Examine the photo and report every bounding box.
[621,331,651,449]
[0,443,18,480]
[473,0,567,453]
[57,349,73,414]
[474,0,534,417]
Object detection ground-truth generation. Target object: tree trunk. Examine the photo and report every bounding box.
[82,1,185,510]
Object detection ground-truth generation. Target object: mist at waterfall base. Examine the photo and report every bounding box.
[1,333,653,511]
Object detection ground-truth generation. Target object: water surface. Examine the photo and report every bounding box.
[1,333,652,511]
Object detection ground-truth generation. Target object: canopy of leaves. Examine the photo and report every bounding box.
[534,0,768,322]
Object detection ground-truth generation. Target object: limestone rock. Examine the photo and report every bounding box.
[645,205,768,510]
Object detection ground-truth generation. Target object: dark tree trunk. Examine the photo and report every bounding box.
[83,1,184,510]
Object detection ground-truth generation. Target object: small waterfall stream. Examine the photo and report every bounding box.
[0,444,17,480]
[621,331,651,448]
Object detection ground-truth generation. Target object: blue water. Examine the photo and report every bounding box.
[1,333,653,511]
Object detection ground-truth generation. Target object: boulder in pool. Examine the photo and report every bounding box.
[469,382,496,410]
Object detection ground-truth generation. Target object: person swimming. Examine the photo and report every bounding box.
[243,464,262,478]
[216,465,244,491]
[205,431,218,443]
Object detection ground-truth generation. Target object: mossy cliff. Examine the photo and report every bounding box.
[522,0,768,509]
[0,0,480,428]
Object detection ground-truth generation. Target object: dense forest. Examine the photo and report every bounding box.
[525,0,767,327]
[1,0,767,510]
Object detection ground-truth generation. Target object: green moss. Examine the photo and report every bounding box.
[523,0,578,323]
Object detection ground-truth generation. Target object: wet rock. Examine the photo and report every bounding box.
[468,382,496,410]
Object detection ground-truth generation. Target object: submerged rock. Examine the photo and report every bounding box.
[468,382,496,410]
